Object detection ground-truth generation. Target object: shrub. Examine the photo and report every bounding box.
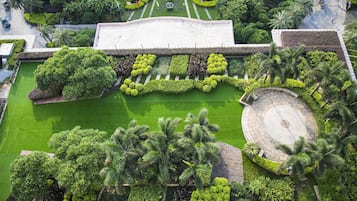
[207,53,228,75]
[169,55,189,76]
[190,177,230,201]
[120,79,144,96]
[306,50,339,69]
[23,12,61,25]
[188,54,208,77]
[192,0,216,7]
[128,185,162,201]
[316,169,349,201]
[201,75,224,93]
[158,80,194,93]
[243,143,261,159]
[131,54,156,77]
[228,59,245,77]
[114,56,136,78]
[250,177,295,201]
[28,88,61,101]
[125,0,151,10]
[244,54,260,78]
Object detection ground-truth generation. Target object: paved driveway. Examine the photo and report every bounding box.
[0,7,45,47]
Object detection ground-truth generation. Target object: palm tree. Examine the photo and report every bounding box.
[295,0,313,17]
[287,4,306,28]
[9,0,24,9]
[255,43,286,84]
[276,137,312,180]
[306,138,344,176]
[325,129,357,157]
[268,11,294,29]
[23,0,44,13]
[141,117,182,201]
[343,21,357,48]
[100,120,149,192]
[179,160,211,190]
[53,28,75,47]
[37,24,54,43]
[308,61,345,96]
[281,45,305,79]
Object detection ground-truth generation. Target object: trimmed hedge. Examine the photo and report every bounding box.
[141,79,194,94]
[125,0,150,10]
[23,12,61,25]
[128,185,162,201]
[0,40,26,70]
[131,54,156,77]
[207,53,228,75]
[120,78,144,96]
[190,177,230,201]
[192,0,217,7]
[169,55,189,76]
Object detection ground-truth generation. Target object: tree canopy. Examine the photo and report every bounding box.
[33,47,116,100]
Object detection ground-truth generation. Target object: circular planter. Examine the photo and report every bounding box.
[166,2,174,9]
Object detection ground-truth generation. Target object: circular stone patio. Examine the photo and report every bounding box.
[242,88,317,162]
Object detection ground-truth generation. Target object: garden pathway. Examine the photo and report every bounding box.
[212,142,243,184]
[184,0,192,18]
[241,88,317,162]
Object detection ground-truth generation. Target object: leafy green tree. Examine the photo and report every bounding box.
[10,0,44,12]
[53,28,75,47]
[276,137,312,180]
[306,138,344,176]
[71,28,96,47]
[340,144,357,201]
[100,120,149,191]
[218,0,247,22]
[281,45,305,79]
[48,126,108,201]
[34,47,116,100]
[268,11,294,29]
[295,0,313,17]
[10,152,56,201]
[287,4,305,28]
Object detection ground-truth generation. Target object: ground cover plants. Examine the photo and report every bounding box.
[169,55,189,77]
[207,53,228,75]
[188,54,208,77]
[131,54,156,77]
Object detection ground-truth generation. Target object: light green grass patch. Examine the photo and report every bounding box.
[0,153,18,201]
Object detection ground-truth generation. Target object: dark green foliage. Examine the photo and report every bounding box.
[128,185,162,201]
[244,54,260,78]
[71,28,96,47]
[243,142,260,159]
[190,177,230,201]
[10,152,55,201]
[63,0,122,24]
[169,55,189,76]
[0,40,26,70]
[33,47,116,100]
[49,126,108,201]
[306,51,339,69]
[340,144,357,201]
[228,58,245,76]
[248,176,294,201]
[316,169,349,201]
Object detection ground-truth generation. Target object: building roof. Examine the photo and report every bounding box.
[0,43,14,56]
[93,17,235,50]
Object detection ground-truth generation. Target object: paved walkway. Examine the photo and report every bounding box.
[299,0,347,32]
[241,88,317,162]
[212,142,243,183]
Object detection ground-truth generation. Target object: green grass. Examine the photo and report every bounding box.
[0,153,18,201]
[206,7,219,20]
[152,0,188,17]
[195,5,209,20]
[0,62,246,198]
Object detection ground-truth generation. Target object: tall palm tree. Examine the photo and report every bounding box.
[23,0,44,13]
[308,61,345,96]
[287,4,305,28]
[141,117,182,201]
[100,120,149,192]
[53,28,75,47]
[9,0,24,9]
[179,160,211,190]
[295,0,314,17]
[281,45,305,79]
[325,129,357,157]
[255,43,286,84]
[268,11,294,29]
[37,24,54,43]
[276,137,312,180]
[343,21,357,48]
[306,138,344,176]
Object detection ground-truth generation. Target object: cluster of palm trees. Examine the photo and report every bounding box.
[268,0,313,29]
[100,108,220,200]
[255,42,305,84]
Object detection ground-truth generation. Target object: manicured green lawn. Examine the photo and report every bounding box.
[0,62,246,198]
[152,0,188,17]
[0,153,18,201]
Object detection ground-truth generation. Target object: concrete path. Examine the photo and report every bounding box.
[192,3,200,19]
[299,0,347,32]
[184,0,191,18]
[241,88,317,162]
[212,142,244,184]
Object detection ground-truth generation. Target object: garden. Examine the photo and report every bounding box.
[1,40,356,200]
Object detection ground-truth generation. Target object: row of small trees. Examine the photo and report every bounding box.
[10,108,220,201]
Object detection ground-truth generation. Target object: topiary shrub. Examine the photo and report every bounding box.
[228,59,245,77]
[131,54,156,77]
[244,54,260,79]
[169,55,189,76]
[120,79,144,96]
[192,0,216,7]
[207,53,228,75]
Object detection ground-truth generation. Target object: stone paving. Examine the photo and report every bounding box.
[212,142,243,184]
[241,88,317,162]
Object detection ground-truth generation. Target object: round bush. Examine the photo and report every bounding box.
[125,88,132,95]
[124,78,132,85]
[210,80,218,88]
[136,83,144,91]
[120,84,128,92]
[129,82,136,89]
[131,89,139,96]
[202,84,212,92]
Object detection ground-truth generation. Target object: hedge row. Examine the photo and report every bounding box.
[190,177,230,201]
[169,55,189,76]
[23,12,61,25]
[128,185,162,201]
[192,0,216,7]
[0,40,26,70]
